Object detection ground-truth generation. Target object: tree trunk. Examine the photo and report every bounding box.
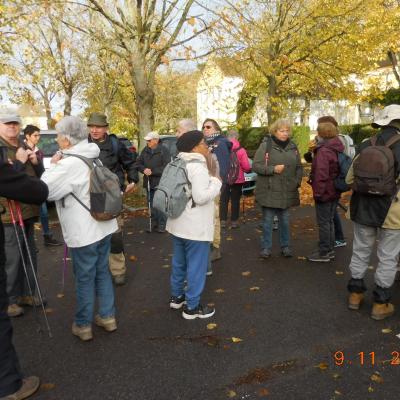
[63,87,73,116]
[266,76,278,124]
[388,50,400,87]
[300,98,311,126]
[42,92,53,129]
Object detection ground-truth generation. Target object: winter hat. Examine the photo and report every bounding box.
[176,130,204,152]
[317,122,338,139]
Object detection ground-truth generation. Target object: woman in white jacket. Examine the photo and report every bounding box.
[167,130,222,320]
[41,116,118,341]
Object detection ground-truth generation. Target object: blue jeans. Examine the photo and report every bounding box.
[70,235,115,326]
[262,207,290,251]
[170,236,210,310]
[333,207,344,241]
[39,203,50,236]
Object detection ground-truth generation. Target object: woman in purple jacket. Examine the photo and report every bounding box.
[220,130,251,228]
[307,122,344,262]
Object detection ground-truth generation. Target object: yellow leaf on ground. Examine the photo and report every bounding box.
[250,286,260,291]
[334,390,342,396]
[231,337,243,343]
[258,388,270,397]
[227,390,237,398]
[56,293,64,299]
[129,255,137,262]
[161,264,170,269]
[215,288,225,294]
[226,236,233,241]
[207,323,217,330]
[40,383,56,391]
[45,308,54,313]
[332,373,340,379]
[368,386,374,393]
[381,328,392,334]
[207,302,215,307]
[297,256,306,260]
[316,362,328,371]
[370,373,383,383]
[241,271,251,276]
[335,271,344,275]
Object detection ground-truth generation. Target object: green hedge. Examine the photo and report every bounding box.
[339,124,378,144]
[238,126,310,157]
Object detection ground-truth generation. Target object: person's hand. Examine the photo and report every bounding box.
[50,152,63,164]
[15,148,29,164]
[274,164,285,174]
[125,182,136,194]
[144,168,152,176]
[27,150,38,165]
[308,139,317,152]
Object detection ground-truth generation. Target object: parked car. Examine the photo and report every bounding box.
[159,134,256,193]
[118,136,137,154]
[36,130,58,169]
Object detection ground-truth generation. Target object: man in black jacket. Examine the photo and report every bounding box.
[0,153,48,399]
[135,131,170,233]
[88,112,139,286]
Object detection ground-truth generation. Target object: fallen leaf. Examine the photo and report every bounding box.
[241,271,251,276]
[297,256,306,260]
[215,288,225,294]
[207,302,215,307]
[40,383,55,391]
[45,308,54,313]
[227,390,237,398]
[258,388,270,397]
[56,293,64,299]
[370,373,383,383]
[226,236,233,241]
[316,362,328,371]
[207,323,217,330]
[161,264,170,269]
[368,386,374,393]
[129,255,137,262]
[151,246,156,250]
[246,238,251,241]
[334,390,342,396]
[231,337,243,343]
[335,271,344,275]
[332,373,341,380]
[250,286,260,291]
[127,232,133,235]
[382,328,392,334]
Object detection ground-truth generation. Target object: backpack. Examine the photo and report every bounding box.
[226,147,241,185]
[338,134,355,158]
[352,134,400,196]
[153,157,200,219]
[334,152,352,192]
[66,154,123,220]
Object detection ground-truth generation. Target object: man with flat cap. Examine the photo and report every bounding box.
[88,112,138,286]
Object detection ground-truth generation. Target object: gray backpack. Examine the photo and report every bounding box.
[153,157,200,218]
[66,154,122,221]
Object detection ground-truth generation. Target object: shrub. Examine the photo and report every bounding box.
[339,124,378,144]
[291,126,310,157]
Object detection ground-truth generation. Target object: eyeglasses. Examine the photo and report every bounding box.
[203,125,212,129]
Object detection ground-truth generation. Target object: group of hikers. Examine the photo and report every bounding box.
[1,104,400,399]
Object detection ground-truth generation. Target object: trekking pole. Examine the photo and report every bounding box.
[14,201,53,338]
[337,202,348,213]
[147,179,152,233]
[7,200,43,334]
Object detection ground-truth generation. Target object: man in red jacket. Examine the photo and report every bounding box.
[307,122,344,262]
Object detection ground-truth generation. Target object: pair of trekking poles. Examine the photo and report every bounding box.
[7,200,52,338]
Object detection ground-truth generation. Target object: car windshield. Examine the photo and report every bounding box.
[37,134,58,157]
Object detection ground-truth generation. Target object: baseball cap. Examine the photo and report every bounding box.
[144,131,160,141]
[0,114,22,124]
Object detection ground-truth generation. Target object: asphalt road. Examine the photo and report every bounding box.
[11,204,400,400]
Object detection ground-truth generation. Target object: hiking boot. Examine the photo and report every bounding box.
[371,302,395,321]
[281,247,292,257]
[348,292,364,310]
[260,249,271,259]
[72,323,93,341]
[7,304,24,318]
[231,221,239,229]
[95,315,117,332]
[113,274,127,286]
[156,227,166,233]
[43,234,62,247]
[182,304,215,320]
[210,247,222,262]
[220,220,227,228]
[169,295,186,310]
[18,296,47,307]
[307,251,331,263]
[327,250,335,260]
[2,375,40,400]
[334,240,347,248]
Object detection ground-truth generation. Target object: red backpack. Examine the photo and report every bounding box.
[226,147,241,185]
[352,134,400,196]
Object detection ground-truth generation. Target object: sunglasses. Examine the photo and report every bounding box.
[203,125,213,129]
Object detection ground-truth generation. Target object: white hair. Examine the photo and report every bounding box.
[56,116,88,145]
[177,119,197,136]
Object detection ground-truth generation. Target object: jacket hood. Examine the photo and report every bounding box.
[229,138,241,150]
[317,136,344,153]
[177,152,207,164]
[62,139,100,159]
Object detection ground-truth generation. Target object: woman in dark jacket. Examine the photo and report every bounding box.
[253,119,303,258]
[307,122,344,262]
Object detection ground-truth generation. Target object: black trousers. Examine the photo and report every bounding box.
[220,183,243,222]
[0,222,23,397]
[315,200,337,255]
